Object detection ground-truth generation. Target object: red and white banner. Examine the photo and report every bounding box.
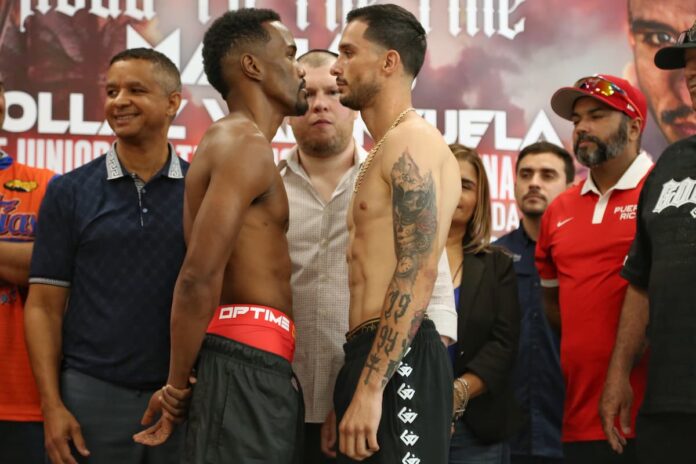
[1,0,693,234]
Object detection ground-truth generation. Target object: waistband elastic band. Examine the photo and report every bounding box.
[346,317,381,342]
[207,304,296,362]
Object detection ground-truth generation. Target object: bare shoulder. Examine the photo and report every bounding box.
[380,117,453,172]
[194,115,272,169]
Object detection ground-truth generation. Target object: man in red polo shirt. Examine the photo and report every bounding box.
[535,75,651,464]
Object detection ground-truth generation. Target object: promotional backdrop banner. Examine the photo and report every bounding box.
[1,0,694,234]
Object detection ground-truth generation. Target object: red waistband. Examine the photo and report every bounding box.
[206,305,295,362]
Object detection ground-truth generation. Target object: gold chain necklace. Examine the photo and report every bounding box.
[353,107,414,193]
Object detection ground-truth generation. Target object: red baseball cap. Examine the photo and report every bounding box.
[550,74,648,132]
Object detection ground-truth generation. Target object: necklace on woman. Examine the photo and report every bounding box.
[353,107,415,194]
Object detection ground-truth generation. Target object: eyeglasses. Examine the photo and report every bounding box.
[574,76,626,98]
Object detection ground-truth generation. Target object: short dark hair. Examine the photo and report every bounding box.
[516,141,575,183]
[110,48,181,94]
[346,4,427,78]
[203,8,281,98]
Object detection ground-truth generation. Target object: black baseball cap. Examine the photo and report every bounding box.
[655,20,696,70]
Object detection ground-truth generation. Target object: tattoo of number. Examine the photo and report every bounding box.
[386,290,399,319]
[376,326,399,356]
[391,149,437,283]
[387,289,412,322]
[364,353,381,385]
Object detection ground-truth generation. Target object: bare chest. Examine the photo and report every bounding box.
[241,171,290,235]
[349,176,392,233]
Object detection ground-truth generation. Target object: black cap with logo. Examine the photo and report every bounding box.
[655,20,696,70]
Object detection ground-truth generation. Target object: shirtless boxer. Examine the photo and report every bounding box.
[330,4,460,463]
[133,8,308,464]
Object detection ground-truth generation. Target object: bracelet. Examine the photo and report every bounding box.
[452,376,470,421]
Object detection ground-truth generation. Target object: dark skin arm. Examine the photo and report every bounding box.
[25,284,90,464]
[339,149,440,460]
[542,286,561,333]
[600,284,649,454]
[0,241,33,285]
[134,130,272,446]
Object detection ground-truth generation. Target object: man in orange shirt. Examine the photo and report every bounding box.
[0,77,57,463]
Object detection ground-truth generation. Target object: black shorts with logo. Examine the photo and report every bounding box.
[334,318,453,463]
[182,334,304,464]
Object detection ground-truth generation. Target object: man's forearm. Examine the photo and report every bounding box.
[606,284,649,378]
[357,274,435,392]
[167,272,221,388]
[24,286,68,410]
[0,241,33,286]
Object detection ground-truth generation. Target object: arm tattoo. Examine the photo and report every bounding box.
[377,326,399,356]
[387,290,412,321]
[364,353,381,386]
[391,149,437,284]
[383,359,401,388]
[372,150,438,387]
[380,311,426,388]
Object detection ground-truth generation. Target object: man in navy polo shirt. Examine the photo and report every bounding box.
[496,141,574,464]
[24,48,188,464]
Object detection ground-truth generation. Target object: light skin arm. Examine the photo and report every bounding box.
[542,286,561,333]
[600,284,649,454]
[339,148,440,460]
[134,134,271,445]
[0,241,33,286]
[25,284,90,464]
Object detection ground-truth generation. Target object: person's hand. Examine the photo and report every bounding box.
[599,376,633,454]
[338,389,382,461]
[43,405,90,464]
[133,381,194,446]
[133,415,175,446]
[158,383,194,423]
[321,409,337,458]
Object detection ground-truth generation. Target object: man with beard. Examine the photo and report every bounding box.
[535,75,653,464]
[132,9,308,464]
[282,49,457,463]
[329,4,460,463]
[496,141,575,464]
[601,22,696,464]
[627,0,696,146]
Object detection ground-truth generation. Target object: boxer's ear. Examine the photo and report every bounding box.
[240,53,264,82]
[382,49,401,77]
